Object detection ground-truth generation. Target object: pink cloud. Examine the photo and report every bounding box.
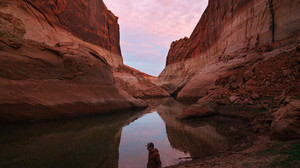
[104,0,208,76]
[121,40,163,61]
[105,0,207,40]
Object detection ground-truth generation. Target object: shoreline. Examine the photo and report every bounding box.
[167,135,300,168]
[166,102,300,168]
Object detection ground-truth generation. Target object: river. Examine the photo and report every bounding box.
[0,98,238,168]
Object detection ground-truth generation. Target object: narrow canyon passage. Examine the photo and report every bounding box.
[0,98,244,168]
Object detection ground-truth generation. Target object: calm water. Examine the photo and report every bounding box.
[0,98,236,168]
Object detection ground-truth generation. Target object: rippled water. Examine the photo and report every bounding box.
[0,98,236,168]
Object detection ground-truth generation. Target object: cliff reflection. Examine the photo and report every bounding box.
[0,111,144,168]
[155,98,231,158]
[0,98,236,168]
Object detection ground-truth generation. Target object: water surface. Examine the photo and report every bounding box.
[0,98,236,168]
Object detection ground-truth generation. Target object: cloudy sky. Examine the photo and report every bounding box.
[105,0,208,76]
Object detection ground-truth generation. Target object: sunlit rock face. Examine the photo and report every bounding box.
[0,0,147,124]
[114,66,170,99]
[155,0,300,98]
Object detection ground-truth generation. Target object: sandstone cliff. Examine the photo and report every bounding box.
[114,65,169,99]
[0,0,150,124]
[155,0,300,99]
[0,0,122,67]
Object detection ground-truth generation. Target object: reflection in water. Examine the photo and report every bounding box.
[118,112,190,168]
[0,112,144,168]
[156,98,230,158]
[0,98,236,168]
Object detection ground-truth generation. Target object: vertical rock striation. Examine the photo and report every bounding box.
[155,0,300,98]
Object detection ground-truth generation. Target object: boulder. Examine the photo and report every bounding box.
[229,96,240,103]
[270,99,300,140]
[251,93,260,100]
[283,70,292,77]
[230,82,240,90]
[243,70,254,82]
[177,104,219,120]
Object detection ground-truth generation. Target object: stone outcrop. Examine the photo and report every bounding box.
[270,98,300,141]
[0,0,152,124]
[0,0,123,67]
[0,39,135,124]
[114,65,170,99]
[176,103,219,120]
[155,0,300,98]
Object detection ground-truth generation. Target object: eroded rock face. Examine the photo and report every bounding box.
[25,0,121,54]
[0,39,134,124]
[270,98,300,141]
[113,65,170,99]
[176,103,219,120]
[0,0,154,124]
[0,0,123,67]
[156,0,300,97]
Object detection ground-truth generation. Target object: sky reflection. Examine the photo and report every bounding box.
[118,112,190,168]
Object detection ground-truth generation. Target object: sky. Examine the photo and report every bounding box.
[104,0,208,76]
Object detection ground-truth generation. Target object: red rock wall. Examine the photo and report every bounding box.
[0,39,132,124]
[22,0,121,55]
[156,0,300,95]
[166,0,275,66]
[0,0,148,124]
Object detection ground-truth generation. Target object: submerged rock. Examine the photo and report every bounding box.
[177,104,219,120]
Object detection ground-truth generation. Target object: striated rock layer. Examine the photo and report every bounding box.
[0,0,123,67]
[0,39,133,124]
[114,65,170,99]
[0,0,150,124]
[155,0,300,98]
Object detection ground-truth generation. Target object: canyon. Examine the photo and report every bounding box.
[156,0,300,166]
[155,0,300,141]
[0,0,168,124]
[0,0,300,167]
